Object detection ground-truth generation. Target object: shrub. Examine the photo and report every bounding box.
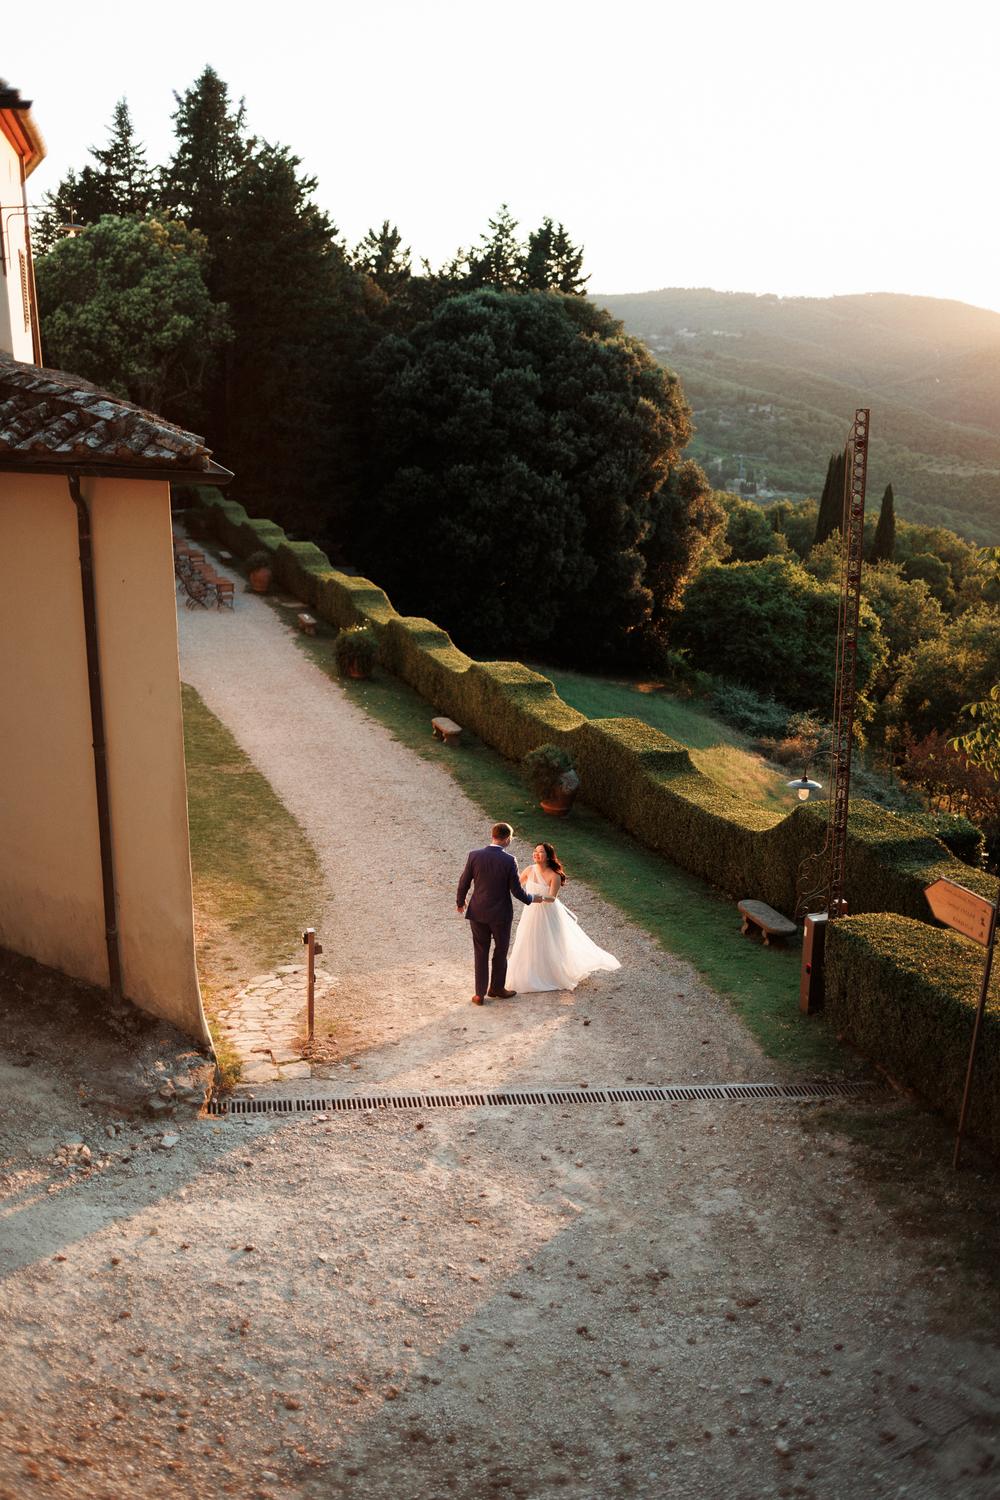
[826,913,1000,1156]
[332,625,378,678]
[245,550,272,572]
[906,812,985,868]
[708,682,790,738]
[524,744,575,800]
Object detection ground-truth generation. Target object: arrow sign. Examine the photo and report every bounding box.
[925,878,996,946]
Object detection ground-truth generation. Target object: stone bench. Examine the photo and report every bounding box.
[738,899,797,947]
[296,612,317,636]
[432,716,462,747]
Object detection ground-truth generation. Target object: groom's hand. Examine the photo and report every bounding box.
[456,903,465,914]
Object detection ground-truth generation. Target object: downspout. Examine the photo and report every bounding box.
[68,473,123,1004]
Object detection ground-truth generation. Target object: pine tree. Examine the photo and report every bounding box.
[161,66,253,256]
[353,221,411,294]
[33,98,154,251]
[465,204,522,289]
[89,99,156,214]
[542,220,588,294]
[813,449,846,547]
[871,483,896,563]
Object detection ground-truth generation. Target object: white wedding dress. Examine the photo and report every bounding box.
[506,874,621,993]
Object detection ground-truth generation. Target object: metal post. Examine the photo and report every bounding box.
[954,888,999,1170]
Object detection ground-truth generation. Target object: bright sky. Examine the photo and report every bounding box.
[9,0,1000,310]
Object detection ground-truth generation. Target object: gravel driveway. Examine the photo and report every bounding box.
[0,572,997,1500]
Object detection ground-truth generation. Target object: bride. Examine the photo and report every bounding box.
[506,842,620,993]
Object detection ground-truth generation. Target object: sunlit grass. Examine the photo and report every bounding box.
[182,683,326,1065]
[536,663,791,812]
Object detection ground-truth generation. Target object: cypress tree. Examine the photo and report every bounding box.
[814,449,846,547]
[871,483,896,563]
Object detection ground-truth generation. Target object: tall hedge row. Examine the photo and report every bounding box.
[188,490,994,924]
[826,914,1000,1153]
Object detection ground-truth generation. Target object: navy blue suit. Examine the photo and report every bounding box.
[457,844,533,998]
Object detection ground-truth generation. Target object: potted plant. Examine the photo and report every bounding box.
[245,549,273,593]
[524,743,580,816]
[333,624,378,680]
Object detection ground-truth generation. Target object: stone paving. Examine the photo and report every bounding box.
[216,962,336,1083]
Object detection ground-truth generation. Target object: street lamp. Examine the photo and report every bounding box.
[787,772,822,802]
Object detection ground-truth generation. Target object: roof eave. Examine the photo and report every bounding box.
[0,458,234,485]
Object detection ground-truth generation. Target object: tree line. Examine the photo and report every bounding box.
[35,68,720,666]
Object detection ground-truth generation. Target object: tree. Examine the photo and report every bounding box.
[33,98,156,252]
[885,606,1000,743]
[34,215,230,416]
[353,221,411,296]
[161,66,253,258]
[716,493,789,562]
[812,449,846,548]
[675,556,887,715]
[861,563,945,698]
[90,99,157,215]
[465,204,523,290]
[901,550,954,609]
[951,548,1000,782]
[358,289,711,663]
[214,143,372,536]
[522,218,588,294]
[871,483,896,563]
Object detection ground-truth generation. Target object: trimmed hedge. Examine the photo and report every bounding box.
[826,914,1000,1155]
[186,489,995,924]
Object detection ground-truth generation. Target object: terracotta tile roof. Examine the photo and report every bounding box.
[0,353,231,479]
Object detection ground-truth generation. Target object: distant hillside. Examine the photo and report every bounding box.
[593,289,1000,544]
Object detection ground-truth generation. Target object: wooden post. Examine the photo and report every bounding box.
[302,928,320,1043]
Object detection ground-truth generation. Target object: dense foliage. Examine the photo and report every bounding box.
[34,215,229,413]
[674,556,886,715]
[358,289,721,662]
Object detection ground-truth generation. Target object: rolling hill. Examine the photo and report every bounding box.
[593,289,1000,543]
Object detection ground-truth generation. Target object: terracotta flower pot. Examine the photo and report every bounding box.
[248,566,272,594]
[540,768,580,817]
[344,659,371,680]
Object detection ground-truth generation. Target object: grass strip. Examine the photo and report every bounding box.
[290,625,848,1075]
[182,682,325,1049]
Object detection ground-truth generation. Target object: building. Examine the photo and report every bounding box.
[0,80,43,363]
[0,82,232,1045]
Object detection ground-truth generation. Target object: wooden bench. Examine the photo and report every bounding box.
[432,716,463,747]
[296,612,317,636]
[738,899,797,947]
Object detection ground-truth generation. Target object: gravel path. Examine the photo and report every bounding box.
[0,571,997,1500]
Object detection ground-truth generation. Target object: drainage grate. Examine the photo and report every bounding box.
[207,1078,875,1117]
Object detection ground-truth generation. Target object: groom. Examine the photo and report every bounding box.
[456,823,541,1005]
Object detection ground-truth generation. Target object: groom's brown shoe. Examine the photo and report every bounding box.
[471,994,485,1005]
[487,988,517,999]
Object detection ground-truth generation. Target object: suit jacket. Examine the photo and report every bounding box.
[457,845,532,924]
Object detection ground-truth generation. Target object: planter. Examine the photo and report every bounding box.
[540,769,580,817]
[248,566,272,594]
[343,659,371,680]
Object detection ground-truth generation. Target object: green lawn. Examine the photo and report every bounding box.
[534,663,791,812]
[290,626,851,1076]
[182,681,326,1033]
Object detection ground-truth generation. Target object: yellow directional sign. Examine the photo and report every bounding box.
[924,878,996,947]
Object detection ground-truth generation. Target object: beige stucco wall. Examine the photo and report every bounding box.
[0,134,35,362]
[0,471,210,1044]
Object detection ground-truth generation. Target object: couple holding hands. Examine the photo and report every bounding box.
[456,822,620,1005]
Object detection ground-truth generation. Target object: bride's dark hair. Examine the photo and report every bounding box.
[542,842,567,885]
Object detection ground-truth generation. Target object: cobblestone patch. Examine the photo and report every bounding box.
[217,965,336,1082]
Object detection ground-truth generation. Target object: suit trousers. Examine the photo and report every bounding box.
[469,914,512,998]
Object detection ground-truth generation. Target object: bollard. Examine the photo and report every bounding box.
[302,928,323,1042]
